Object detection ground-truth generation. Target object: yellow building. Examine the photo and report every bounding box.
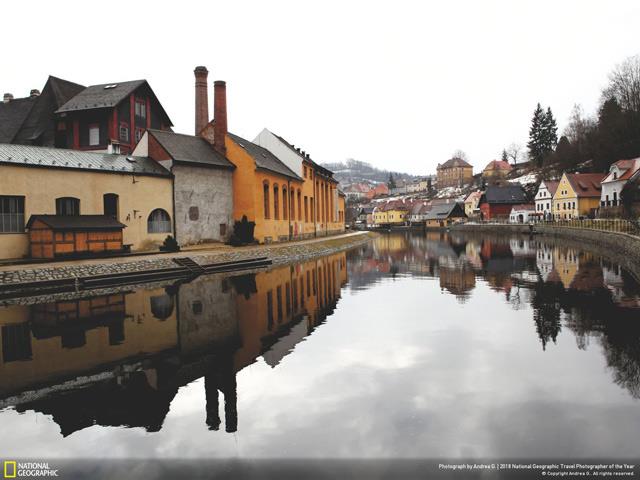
[482,159,512,183]
[0,144,174,260]
[552,172,605,220]
[436,157,473,188]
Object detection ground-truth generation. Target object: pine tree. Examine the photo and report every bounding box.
[527,103,546,167]
[501,149,508,162]
[388,173,396,189]
[543,107,558,151]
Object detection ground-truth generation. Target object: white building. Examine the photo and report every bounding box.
[600,158,640,208]
[534,180,559,220]
[509,204,536,223]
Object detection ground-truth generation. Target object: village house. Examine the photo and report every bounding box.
[509,204,536,223]
[478,184,527,220]
[365,183,389,200]
[1,76,173,154]
[436,157,473,188]
[552,172,605,219]
[534,180,559,220]
[343,183,370,201]
[600,158,640,210]
[372,200,409,226]
[356,205,374,227]
[482,160,512,184]
[424,202,466,228]
[464,191,482,218]
[0,143,173,260]
[409,201,431,225]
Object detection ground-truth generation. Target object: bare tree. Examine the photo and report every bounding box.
[604,54,640,113]
[451,149,468,161]
[506,143,522,165]
[563,104,595,143]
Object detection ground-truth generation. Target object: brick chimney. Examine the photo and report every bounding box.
[213,80,227,155]
[3,93,13,103]
[194,66,209,135]
[30,89,40,97]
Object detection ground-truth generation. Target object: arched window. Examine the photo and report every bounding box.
[103,193,119,219]
[273,184,280,220]
[147,208,171,233]
[297,189,302,221]
[290,189,295,220]
[55,197,80,216]
[282,187,288,220]
[150,294,174,320]
[263,181,270,219]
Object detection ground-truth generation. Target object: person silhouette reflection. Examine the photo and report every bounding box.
[204,359,238,433]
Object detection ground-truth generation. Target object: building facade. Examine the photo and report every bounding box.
[436,158,473,188]
[534,180,558,220]
[552,173,605,219]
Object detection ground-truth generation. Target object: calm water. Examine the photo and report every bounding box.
[1,231,640,460]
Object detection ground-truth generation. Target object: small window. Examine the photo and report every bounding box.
[147,208,171,233]
[135,128,143,143]
[103,193,119,219]
[192,300,203,315]
[56,197,80,216]
[135,100,146,119]
[119,124,129,143]
[0,195,25,233]
[189,206,199,221]
[220,223,227,237]
[89,124,100,146]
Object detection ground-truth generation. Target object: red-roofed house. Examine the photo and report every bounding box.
[600,158,640,208]
[535,180,559,219]
[482,160,512,183]
[553,172,605,219]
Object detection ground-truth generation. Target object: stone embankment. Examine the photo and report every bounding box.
[0,231,377,290]
[452,223,640,279]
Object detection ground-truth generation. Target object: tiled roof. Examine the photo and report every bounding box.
[148,129,234,169]
[438,157,472,169]
[26,215,127,230]
[464,191,482,203]
[481,185,527,204]
[228,132,302,181]
[56,80,145,113]
[0,143,171,177]
[425,202,464,220]
[0,96,36,143]
[602,158,640,183]
[542,180,559,196]
[484,160,512,171]
[565,173,605,198]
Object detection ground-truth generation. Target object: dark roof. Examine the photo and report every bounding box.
[481,185,527,204]
[26,215,127,231]
[425,202,466,220]
[14,76,85,145]
[438,157,472,169]
[56,80,146,113]
[148,129,234,170]
[0,144,171,177]
[0,96,36,143]
[228,132,302,180]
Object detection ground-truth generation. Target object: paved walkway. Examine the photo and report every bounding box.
[0,231,369,274]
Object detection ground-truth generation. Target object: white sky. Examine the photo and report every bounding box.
[3,0,639,175]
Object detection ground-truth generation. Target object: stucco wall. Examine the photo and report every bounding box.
[0,164,173,259]
[173,165,233,245]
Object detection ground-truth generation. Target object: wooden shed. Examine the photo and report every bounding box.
[26,215,127,259]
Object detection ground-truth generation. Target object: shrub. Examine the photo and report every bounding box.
[160,235,180,252]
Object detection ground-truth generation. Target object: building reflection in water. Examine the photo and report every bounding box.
[0,251,348,436]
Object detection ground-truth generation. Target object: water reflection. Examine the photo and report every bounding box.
[1,234,640,460]
[0,252,348,436]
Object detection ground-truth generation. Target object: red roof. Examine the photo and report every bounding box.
[565,173,605,198]
[602,158,640,183]
[484,160,512,172]
[543,180,559,196]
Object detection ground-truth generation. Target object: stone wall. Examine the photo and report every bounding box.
[173,164,234,245]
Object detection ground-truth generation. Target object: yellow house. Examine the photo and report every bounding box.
[436,157,473,188]
[552,172,605,220]
[0,144,174,260]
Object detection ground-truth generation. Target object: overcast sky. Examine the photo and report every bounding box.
[3,0,639,175]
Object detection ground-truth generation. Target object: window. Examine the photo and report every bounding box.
[282,188,288,220]
[290,189,295,220]
[273,184,279,220]
[192,300,203,315]
[304,196,309,222]
[267,290,274,330]
[220,223,227,237]
[135,100,146,119]
[56,197,80,216]
[119,124,129,143]
[135,128,144,143]
[263,182,270,219]
[147,208,171,233]
[2,324,32,362]
[103,193,119,219]
[276,285,283,322]
[150,294,174,320]
[0,196,25,233]
[304,166,307,178]
[89,124,100,146]
[298,190,302,221]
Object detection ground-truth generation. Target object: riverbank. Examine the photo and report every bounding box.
[0,231,377,293]
[452,222,640,279]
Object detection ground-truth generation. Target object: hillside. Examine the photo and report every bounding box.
[322,158,421,186]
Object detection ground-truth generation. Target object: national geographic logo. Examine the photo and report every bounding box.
[3,461,59,478]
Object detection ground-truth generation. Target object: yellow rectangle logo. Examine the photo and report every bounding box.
[3,461,16,479]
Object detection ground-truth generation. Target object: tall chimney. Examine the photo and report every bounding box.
[194,66,209,135]
[3,93,13,103]
[213,80,227,155]
[30,89,40,97]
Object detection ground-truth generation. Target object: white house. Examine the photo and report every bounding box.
[600,158,640,208]
[509,204,536,223]
[534,180,559,220]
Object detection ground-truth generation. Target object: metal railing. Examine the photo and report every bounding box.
[468,217,640,236]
